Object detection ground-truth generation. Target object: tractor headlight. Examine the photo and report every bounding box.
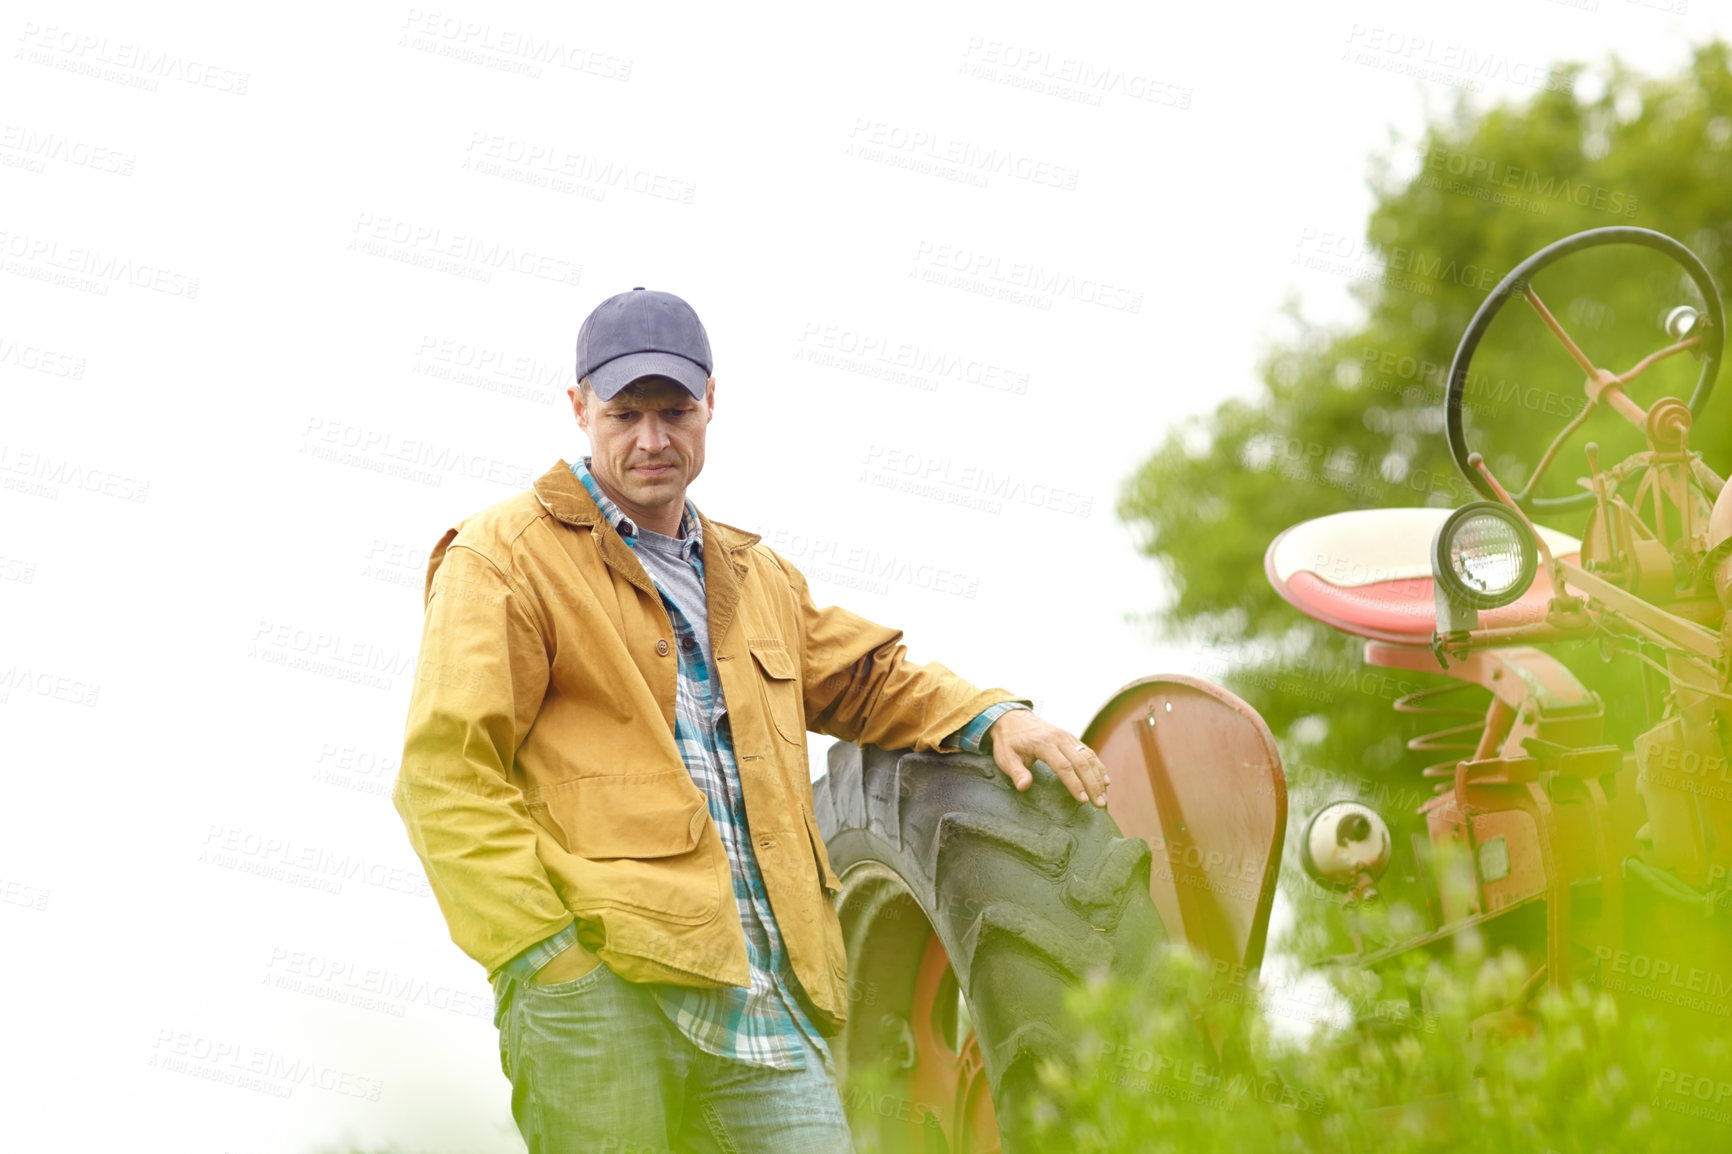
[1432,501,1537,611]
[1300,802,1392,893]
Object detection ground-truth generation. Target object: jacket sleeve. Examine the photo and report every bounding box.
[393,537,574,977]
[779,553,1031,751]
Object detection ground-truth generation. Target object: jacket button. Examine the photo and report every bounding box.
[656,639,670,656]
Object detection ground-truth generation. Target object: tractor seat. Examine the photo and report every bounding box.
[1265,507,1582,645]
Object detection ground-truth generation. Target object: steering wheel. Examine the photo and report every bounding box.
[1445,226,1725,513]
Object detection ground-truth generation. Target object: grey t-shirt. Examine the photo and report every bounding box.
[631,525,715,675]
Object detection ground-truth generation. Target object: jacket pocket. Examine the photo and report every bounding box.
[747,637,805,746]
[535,772,706,859]
[529,772,722,922]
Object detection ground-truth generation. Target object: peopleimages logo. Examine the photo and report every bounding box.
[0,335,87,379]
[0,445,149,502]
[463,133,694,203]
[299,416,536,489]
[845,118,1081,189]
[199,824,432,899]
[16,22,251,94]
[0,229,198,298]
[0,125,136,175]
[0,664,101,707]
[860,444,1094,517]
[911,240,1142,312]
[398,9,632,81]
[755,527,981,599]
[957,38,1193,109]
[149,1029,383,1101]
[1341,25,1570,93]
[797,322,1030,395]
[348,213,582,287]
[1415,146,1639,217]
[1656,1067,1732,1106]
[1593,945,1732,998]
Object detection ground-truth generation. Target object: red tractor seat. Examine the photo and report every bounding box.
[1265,507,1581,645]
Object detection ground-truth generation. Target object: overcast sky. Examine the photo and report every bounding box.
[4,1,1727,1150]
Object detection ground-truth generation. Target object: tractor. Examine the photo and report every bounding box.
[816,225,1728,1152]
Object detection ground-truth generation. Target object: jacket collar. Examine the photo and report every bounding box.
[532,460,761,554]
[532,459,758,670]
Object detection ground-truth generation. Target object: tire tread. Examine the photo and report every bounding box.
[817,743,1165,1151]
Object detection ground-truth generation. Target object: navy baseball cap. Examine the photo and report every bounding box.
[575,287,713,400]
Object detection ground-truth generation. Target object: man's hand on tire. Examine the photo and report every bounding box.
[986,710,1110,807]
[531,941,604,985]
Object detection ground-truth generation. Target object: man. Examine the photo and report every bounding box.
[394,287,1111,1153]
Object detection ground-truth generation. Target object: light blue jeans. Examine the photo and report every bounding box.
[495,963,855,1154]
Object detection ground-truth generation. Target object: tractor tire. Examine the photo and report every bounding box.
[814,741,1167,1153]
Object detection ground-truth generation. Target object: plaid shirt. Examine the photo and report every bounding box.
[500,457,1025,1068]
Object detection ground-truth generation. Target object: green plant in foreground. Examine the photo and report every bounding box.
[1028,932,1732,1154]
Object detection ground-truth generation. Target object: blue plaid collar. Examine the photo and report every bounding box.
[571,457,703,557]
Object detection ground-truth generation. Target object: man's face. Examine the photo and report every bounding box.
[569,375,715,529]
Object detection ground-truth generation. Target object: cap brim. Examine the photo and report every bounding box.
[586,351,709,400]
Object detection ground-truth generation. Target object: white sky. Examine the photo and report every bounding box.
[3,1,1725,1150]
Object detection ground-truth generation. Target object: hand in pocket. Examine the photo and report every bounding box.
[531,942,603,985]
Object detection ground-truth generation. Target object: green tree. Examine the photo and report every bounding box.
[1122,43,1732,946]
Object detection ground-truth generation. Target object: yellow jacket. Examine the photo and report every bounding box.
[393,460,1015,1031]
